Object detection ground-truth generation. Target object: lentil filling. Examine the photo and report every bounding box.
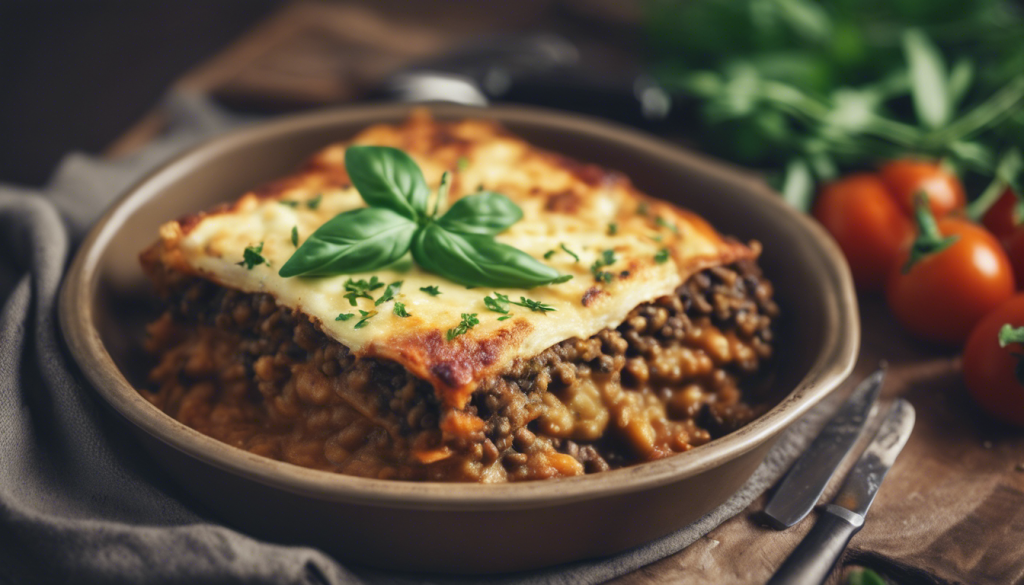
[142,260,777,482]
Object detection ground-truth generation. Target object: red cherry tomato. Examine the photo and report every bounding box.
[981,188,1020,244]
[887,217,1015,343]
[880,159,966,218]
[963,294,1024,426]
[813,174,913,292]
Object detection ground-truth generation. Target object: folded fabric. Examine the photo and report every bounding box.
[0,92,835,585]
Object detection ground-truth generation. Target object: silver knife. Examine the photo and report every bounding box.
[767,399,916,585]
[764,366,886,529]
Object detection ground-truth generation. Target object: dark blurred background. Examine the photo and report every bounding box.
[0,0,644,186]
[3,0,1020,201]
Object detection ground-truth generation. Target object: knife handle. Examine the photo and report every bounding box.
[766,505,863,585]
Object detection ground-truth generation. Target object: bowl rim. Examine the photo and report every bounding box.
[59,102,859,511]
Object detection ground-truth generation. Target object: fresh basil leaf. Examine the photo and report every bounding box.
[412,223,565,288]
[437,191,523,236]
[278,207,415,277]
[345,146,429,220]
[903,28,950,129]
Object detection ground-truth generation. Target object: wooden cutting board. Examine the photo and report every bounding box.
[106,3,1024,582]
[612,296,1024,585]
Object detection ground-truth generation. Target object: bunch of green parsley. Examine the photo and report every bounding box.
[645,0,1024,210]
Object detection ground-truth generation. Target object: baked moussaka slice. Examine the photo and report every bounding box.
[140,111,778,483]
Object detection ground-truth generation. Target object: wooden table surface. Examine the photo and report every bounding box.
[107,3,1024,583]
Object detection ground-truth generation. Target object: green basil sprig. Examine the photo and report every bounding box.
[278,146,570,288]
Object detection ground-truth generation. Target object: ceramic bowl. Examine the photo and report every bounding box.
[59,103,858,574]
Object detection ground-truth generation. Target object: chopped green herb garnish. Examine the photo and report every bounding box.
[650,233,664,242]
[544,250,556,260]
[374,281,403,306]
[560,243,580,263]
[278,200,300,208]
[335,313,354,321]
[655,216,679,234]
[608,223,618,235]
[446,313,479,341]
[343,276,384,306]
[497,315,513,321]
[237,242,267,270]
[655,248,670,263]
[590,249,617,283]
[393,302,411,317]
[484,292,511,314]
[354,309,377,329]
[637,202,649,216]
[419,285,441,296]
[511,296,556,313]
[291,226,299,247]
[307,194,322,210]
[457,157,469,171]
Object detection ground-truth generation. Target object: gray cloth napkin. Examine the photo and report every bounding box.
[0,93,835,585]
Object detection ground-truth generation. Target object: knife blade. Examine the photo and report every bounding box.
[767,399,916,585]
[764,365,886,529]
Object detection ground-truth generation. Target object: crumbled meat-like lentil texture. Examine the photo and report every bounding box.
[142,260,778,482]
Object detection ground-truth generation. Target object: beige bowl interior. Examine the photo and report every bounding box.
[60,103,858,573]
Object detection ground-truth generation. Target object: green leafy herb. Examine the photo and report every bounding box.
[420,285,441,296]
[904,28,950,129]
[412,223,567,288]
[511,296,556,313]
[655,248,670,263]
[457,157,469,171]
[484,292,511,314]
[607,223,618,235]
[393,302,411,318]
[590,249,617,283]
[446,313,479,341]
[647,2,1024,211]
[374,281,403,306]
[438,190,523,236]
[354,309,377,329]
[279,146,570,288]
[497,315,513,321]
[237,242,267,270]
[559,243,580,262]
[335,313,354,321]
[291,226,299,247]
[307,193,323,210]
[655,216,679,234]
[278,200,300,208]
[544,250,556,259]
[279,207,417,277]
[343,276,384,306]
[344,146,429,220]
